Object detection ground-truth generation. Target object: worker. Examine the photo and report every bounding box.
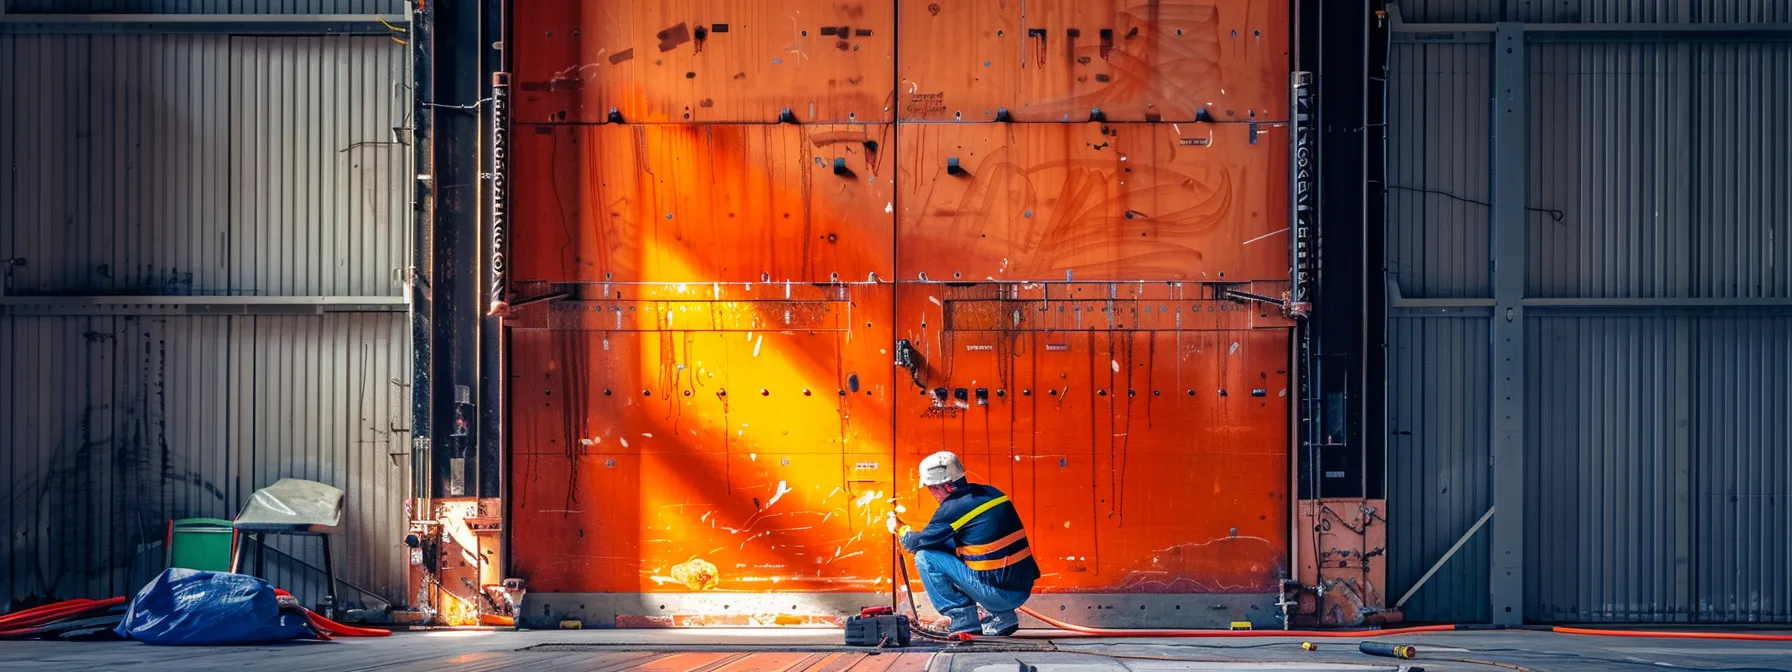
[889,451,1039,636]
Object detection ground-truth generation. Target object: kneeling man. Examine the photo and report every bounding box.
[895,451,1039,636]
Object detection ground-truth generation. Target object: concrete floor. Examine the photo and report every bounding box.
[1,628,1788,671]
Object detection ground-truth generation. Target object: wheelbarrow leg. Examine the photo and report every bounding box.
[321,535,340,618]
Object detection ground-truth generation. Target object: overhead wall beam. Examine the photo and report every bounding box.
[0,14,407,35]
[0,295,406,316]
[1488,22,1527,626]
[1386,3,1792,43]
[1386,282,1792,311]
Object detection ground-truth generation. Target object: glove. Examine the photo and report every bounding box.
[885,513,898,535]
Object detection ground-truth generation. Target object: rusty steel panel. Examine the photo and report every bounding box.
[897,122,1288,283]
[890,282,1291,593]
[507,285,898,594]
[506,0,1296,623]
[513,0,895,124]
[1295,499,1392,627]
[896,0,1289,123]
[509,123,894,285]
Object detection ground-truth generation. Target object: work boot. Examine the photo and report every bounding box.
[981,610,1020,637]
[942,607,981,636]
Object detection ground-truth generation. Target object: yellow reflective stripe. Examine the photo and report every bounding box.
[964,547,1033,571]
[950,495,1010,530]
[956,529,1026,557]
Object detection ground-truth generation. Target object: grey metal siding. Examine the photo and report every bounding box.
[231,36,412,296]
[0,35,410,297]
[4,0,400,13]
[1387,43,1493,299]
[1388,14,1792,623]
[1396,1,1791,23]
[1,314,410,610]
[1692,1,1792,22]
[1512,1,1685,23]
[1692,44,1792,299]
[1,32,411,611]
[1526,44,1693,299]
[1386,317,1492,623]
[1396,0,1504,23]
[1524,316,1694,622]
[1692,317,1792,622]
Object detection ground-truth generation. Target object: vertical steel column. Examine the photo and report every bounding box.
[478,0,508,500]
[1488,22,1527,625]
[409,0,435,502]
[432,0,482,497]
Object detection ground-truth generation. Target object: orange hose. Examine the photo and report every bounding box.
[1016,607,1792,642]
[1548,626,1792,642]
[1016,606,1460,638]
[304,610,392,637]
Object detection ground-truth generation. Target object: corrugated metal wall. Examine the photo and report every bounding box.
[4,1,400,13]
[1398,1,1791,23]
[1386,43,1492,299]
[1386,317,1492,623]
[0,29,412,611]
[0,35,410,296]
[0,315,409,608]
[1387,0,1792,623]
[1524,316,1695,622]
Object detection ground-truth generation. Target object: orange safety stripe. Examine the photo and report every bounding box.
[956,529,1027,557]
[964,547,1032,571]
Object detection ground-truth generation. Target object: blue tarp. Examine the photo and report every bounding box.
[114,568,313,645]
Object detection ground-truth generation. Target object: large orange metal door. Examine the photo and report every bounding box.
[506,0,1293,628]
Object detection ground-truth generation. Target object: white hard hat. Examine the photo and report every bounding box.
[918,451,966,487]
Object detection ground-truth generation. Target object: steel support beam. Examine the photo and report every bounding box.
[477,0,508,502]
[0,295,406,316]
[1387,4,1792,43]
[1488,22,1527,626]
[409,1,436,504]
[1385,280,1792,312]
[431,0,483,498]
[0,14,406,35]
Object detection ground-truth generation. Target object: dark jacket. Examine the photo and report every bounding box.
[900,481,1040,593]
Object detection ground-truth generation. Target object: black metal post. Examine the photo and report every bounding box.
[478,0,509,500]
[431,0,483,497]
[1298,0,1374,500]
[409,0,435,503]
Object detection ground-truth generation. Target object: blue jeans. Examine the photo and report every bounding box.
[913,549,1030,635]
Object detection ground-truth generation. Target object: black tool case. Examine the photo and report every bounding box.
[844,613,911,647]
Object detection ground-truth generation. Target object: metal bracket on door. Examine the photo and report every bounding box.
[1223,287,1311,319]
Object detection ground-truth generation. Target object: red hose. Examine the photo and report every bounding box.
[1015,607,1792,643]
[1016,606,1459,638]
[0,597,125,631]
[0,599,95,625]
[303,610,391,637]
[1548,626,1792,642]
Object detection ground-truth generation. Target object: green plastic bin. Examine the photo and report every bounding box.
[166,518,236,572]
